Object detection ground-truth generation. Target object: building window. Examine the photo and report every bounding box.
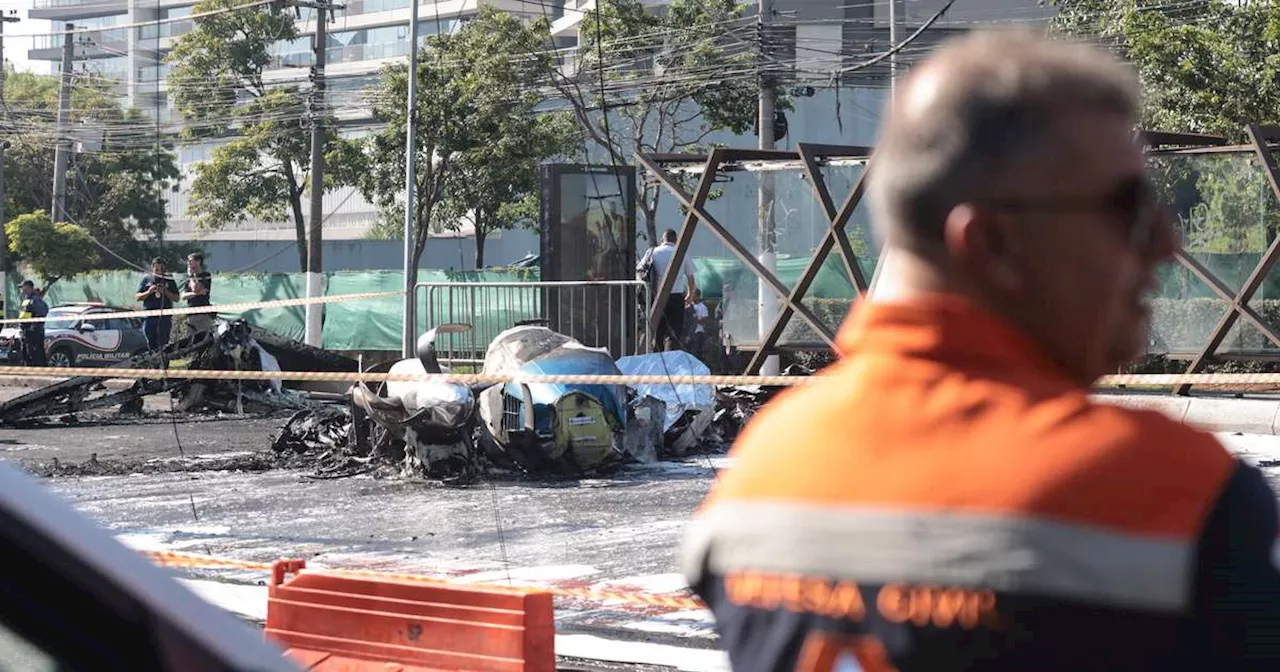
[326,28,366,63]
[139,6,194,41]
[362,0,412,13]
[269,36,313,68]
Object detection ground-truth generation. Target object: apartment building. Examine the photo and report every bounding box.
[26,0,1053,248]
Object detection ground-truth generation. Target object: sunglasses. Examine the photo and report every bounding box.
[974,175,1164,250]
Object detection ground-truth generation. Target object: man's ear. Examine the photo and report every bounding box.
[944,204,1021,293]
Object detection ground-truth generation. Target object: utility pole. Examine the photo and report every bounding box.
[869,0,903,299]
[888,0,901,106]
[401,0,422,357]
[0,13,19,318]
[756,0,779,376]
[51,23,74,226]
[296,1,341,347]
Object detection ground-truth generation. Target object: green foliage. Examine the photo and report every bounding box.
[167,0,300,137]
[1,70,178,264]
[557,0,765,242]
[359,7,569,273]
[5,211,99,284]
[441,109,579,267]
[1053,2,1280,255]
[1052,0,1280,138]
[169,0,361,270]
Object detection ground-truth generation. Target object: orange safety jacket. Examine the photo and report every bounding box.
[682,296,1280,671]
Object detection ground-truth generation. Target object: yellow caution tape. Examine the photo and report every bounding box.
[0,289,406,326]
[0,364,819,387]
[0,364,1274,387]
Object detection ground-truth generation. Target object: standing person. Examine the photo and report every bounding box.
[681,31,1280,669]
[17,280,48,367]
[637,229,697,351]
[135,257,179,352]
[687,289,709,360]
[181,252,213,334]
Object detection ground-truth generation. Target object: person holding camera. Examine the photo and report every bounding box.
[180,252,213,334]
[135,257,180,351]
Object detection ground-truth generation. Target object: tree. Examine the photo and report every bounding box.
[1052,1,1280,254]
[439,108,578,267]
[1053,0,1278,139]
[1,70,179,263]
[359,7,571,279]
[5,211,99,287]
[552,0,762,244]
[168,0,360,271]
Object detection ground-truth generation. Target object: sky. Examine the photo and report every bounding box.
[0,0,52,75]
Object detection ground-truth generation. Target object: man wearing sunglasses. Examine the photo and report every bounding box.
[683,30,1280,670]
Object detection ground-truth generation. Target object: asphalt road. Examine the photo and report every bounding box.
[8,382,1280,661]
[0,384,298,475]
[0,383,727,651]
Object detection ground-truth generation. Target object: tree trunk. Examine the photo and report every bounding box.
[642,200,658,246]
[285,167,307,272]
[409,195,431,292]
[474,212,487,269]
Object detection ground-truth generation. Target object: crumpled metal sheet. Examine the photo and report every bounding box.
[380,358,474,431]
[616,351,715,432]
[482,325,580,375]
[270,406,351,455]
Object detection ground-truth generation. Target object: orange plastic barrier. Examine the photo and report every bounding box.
[265,560,556,672]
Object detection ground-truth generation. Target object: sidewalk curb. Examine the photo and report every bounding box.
[1094,394,1280,435]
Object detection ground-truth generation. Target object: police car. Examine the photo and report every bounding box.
[0,303,150,367]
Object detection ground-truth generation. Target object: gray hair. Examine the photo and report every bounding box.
[867,30,1140,247]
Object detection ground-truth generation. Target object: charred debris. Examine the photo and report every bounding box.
[272,325,813,482]
[0,319,351,425]
[2,318,809,481]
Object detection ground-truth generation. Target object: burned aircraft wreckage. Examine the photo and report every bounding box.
[276,323,742,480]
[3,314,795,480]
[0,319,354,424]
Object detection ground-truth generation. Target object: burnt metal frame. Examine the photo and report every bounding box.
[1147,126,1280,394]
[636,144,872,372]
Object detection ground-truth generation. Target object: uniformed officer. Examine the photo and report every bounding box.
[18,279,48,367]
[682,30,1280,670]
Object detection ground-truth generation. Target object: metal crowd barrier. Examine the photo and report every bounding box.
[413,281,653,365]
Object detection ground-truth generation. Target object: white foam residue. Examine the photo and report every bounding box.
[1216,433,1280,465]
[616,620,718,637]
[115,532,171,551]
[657,609,716,622]
[169,524,232,536]
[179,579,268,622]
[597,572,690,594]
[454,564,601,584]
[555,634,729,672]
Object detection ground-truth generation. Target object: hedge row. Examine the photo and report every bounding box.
[1148,297,1280,353]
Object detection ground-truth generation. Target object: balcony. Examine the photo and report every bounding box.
[30,0,127,21]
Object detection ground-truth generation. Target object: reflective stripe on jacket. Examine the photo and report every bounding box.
[683,296,1280,671]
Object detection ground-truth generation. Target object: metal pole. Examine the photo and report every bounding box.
[401,0,421,357]
[51,23,74,225]
[756,0,779,375]
[0,14,17,318]
[888,0,900,107]
[304,6,327,347]
[870,0,902,298]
